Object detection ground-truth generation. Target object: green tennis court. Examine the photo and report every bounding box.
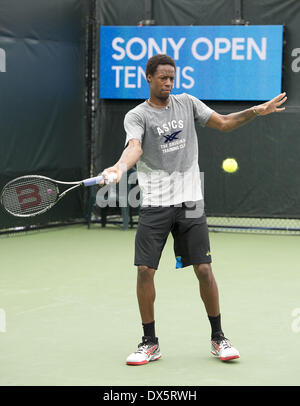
[1,225,299,386]
[2,0,300,393]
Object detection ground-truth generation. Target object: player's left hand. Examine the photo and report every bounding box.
[254,92,287,116]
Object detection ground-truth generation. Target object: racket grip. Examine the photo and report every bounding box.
[83,175,104,186]
[82,172,117,187]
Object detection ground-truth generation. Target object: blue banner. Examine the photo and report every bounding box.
[99,25,283,101]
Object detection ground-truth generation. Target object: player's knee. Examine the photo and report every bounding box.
[137,265,155,283]
[194,263,212,284]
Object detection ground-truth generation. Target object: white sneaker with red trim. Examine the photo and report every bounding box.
[211,336,240,361]
[126,336,161,366]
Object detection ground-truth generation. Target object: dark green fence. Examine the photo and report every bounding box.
[1,0,300,233]
[0,0,89,231]
[94,0,300,225]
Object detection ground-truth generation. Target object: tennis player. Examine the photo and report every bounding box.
[102,54,287,365]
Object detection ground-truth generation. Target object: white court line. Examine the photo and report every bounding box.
[16,301,76,315]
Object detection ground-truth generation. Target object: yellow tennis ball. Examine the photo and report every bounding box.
[222,158,238,173]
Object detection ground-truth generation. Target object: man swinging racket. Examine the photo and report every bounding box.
[102,54,287,365]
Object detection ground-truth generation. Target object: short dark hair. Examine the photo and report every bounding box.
[146,54,176,77]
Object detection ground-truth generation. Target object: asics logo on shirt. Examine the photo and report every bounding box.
[163,130,182,143]
[156,119,184,136]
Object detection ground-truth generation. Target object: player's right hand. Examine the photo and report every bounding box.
[102,166,123,184]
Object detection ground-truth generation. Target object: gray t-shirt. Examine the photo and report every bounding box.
[124,93,214,206]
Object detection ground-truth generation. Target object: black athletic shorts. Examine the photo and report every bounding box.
[134,201,212,270]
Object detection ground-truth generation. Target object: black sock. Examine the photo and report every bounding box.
[208,314,224,340]
[142,321,156,340]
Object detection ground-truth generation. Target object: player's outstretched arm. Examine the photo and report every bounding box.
[206,92,287,132]
[102,139,143,183]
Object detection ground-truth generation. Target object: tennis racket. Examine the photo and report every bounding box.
[0,172,116,218]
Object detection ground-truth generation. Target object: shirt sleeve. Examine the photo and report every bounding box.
[124,110,145,147]
[187,94,214,127]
